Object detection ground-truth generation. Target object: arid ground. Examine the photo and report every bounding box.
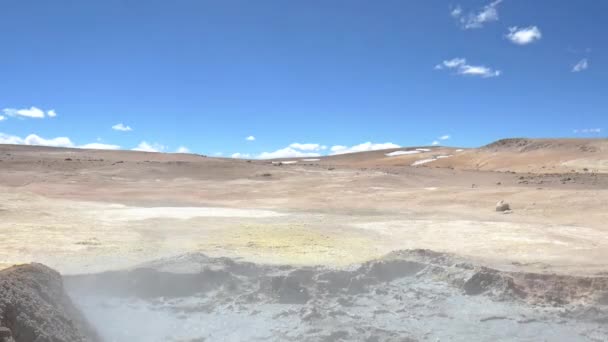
[2,138,608,275]
[1,138,608,341]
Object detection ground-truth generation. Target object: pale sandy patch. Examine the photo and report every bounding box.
[352,220,608,273]
[91,205,287,222]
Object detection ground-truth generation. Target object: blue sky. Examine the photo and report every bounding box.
[1,0,606,158]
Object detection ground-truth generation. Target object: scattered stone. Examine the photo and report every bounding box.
[495,200,510,212]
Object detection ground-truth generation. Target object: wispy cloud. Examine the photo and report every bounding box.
[289,143,327,151]
[450,6,463,18]
[572,59,589,72]
[47,109,57,117]
[258,147,321,159]
[231,152,251,159]
[246,135,256,141]
[435,58,501,78]
[255,142,330,159]
[431,134,451,146]
[132,141,165,152]
[452,0,503,30]
[80,143,121,150]
[2,106,49,119]
[0,116,5,122]
[573,128,601,134]
[0,133,72,147]
[0,132,109,149]
[112,123,133,132]
[0,132,124,150]
[176,146,190,153]
[329,142,400,155]
[506,26,542,45]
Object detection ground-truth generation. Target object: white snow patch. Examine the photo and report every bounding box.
[302,158,320,162]
[412,155,452,166]
[385,150,421,157]
[416,148,431,152]
[455,149,464,152]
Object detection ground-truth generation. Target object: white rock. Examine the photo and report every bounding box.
[495,200,510,212]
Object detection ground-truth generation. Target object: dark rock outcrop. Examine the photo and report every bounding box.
[0,263,99,342]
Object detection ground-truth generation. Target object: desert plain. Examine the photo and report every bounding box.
[1,138,608,341]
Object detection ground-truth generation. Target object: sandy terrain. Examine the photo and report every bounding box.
[2,139,608,341]
[1,139,608,276]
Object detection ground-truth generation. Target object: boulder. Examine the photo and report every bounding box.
[0,263,100,342]
[496,200,510,212]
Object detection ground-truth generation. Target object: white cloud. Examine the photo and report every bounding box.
[2,106,46,118]
[0,116,5,122]
[0,132,121,150]
[24,134,74,147]
[79,143,121,150]
[47,109,57,118]
[436,58,501,78]
[0,133,75,147]
[246,135,256,141]
[132,141,165,152]
[572,59,589,72]
[460,65,501,77]
[289,143,327,151]
[329,142,400,155]
[436,58,466,69]
[450,6,462,18]
[112,123,133,132]
[231,152,251,159]
[330,145,347,153]
[439,135,451,140]
[176,146,190,153]
[506,26,542,45]
[255,142,329,159]
[214,152,223,156]
[452,0,503,29]
[0,133,25,145]
[573,128,601,134]
[258,147,321,159]
[432,141,440,146]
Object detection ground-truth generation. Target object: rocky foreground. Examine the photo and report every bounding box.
[0,264,99,342]
[2,250,608,341]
